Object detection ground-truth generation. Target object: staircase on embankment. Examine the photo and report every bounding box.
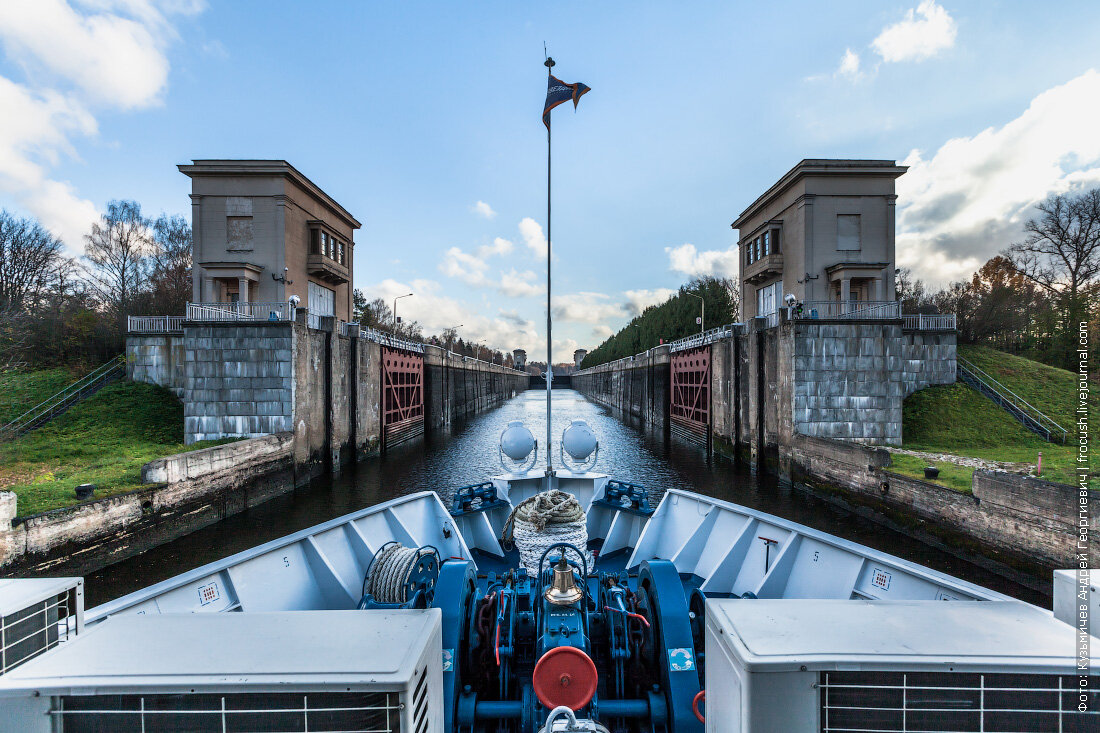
[955,356,1067,443]
[0,356,126,441]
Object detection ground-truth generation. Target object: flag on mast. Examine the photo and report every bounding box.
[542,75,590,128]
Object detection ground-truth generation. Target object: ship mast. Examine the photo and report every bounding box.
[544,54,555,473]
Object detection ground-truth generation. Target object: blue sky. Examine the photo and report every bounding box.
[1,1,1099,355]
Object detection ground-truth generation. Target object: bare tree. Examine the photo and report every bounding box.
[0,210,64,312]
[1007,189,1100,304]
[83,200,152,335]
[148,214,192,314]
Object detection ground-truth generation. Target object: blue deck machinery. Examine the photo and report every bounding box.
[357,420,706,732]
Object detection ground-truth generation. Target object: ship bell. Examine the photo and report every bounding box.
[544,557,584,606]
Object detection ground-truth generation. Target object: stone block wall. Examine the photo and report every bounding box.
[183,323,295,443]
[901,330,956,396]
[791,320,904,445]
[126,335,186,397]
[786,433,1092,570]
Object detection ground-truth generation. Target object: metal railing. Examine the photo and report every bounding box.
[0,355,126,441]
[797,300,901,320]
[957,355,1067,443]
[127,315,184,334]
[359,325,426,354]
[902,313,956,330]
[668,323,741,353]
[186,301,294,322]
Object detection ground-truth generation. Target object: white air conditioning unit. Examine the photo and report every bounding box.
[704,598,1095,733]
[0,578,82,677]
[0,609,442,733]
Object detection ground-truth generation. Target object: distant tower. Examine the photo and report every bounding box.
[573,349,587,369]
[513,349,527,371]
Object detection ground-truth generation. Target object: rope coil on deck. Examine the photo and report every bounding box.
[502,490,591,573]
[364,542,434,604]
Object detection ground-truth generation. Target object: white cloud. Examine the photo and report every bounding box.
[872,1,957,63]
[476,236,513,258]
[471,200,496,219]
[519,217,548,258]
[552,292,623,325]
[0,0,186,109]
[0,0,201,249]
[836,48,863,80]
[623,288,676,316]
[896,69,1100,286]
[665,243,739,279]
[360,277,541,352]
[498,268,541,297]
[439,245,542,297]
[591,324,614,340]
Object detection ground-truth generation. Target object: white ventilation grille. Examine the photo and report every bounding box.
[53,691,403,732]
[1,585,79,675]
[820,671,1099,732]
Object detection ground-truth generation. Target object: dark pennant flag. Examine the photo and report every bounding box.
[542,74,590,129]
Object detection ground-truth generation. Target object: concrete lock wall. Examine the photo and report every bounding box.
[422,346,528,430]
[0,325,528,573]
[787,433,1096,570]
[573,316,956,462]
[0,434,295,575]
[570,345,670,428]
[126,321,526,477]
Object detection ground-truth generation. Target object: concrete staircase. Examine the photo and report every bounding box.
[956,356,1067,443]
[0,356,126,441]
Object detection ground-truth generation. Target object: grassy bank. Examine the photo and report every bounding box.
[0,380,235,516]
[0,368,75,426]
[894,346,1089,489]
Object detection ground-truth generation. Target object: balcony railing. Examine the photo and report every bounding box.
[902,313,956,331]
[185,301,294,322]
[127,315,184,334]
[797,300,901,320]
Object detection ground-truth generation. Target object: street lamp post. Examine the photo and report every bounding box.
[445,324,463,351]
[685,291,704,334]
[393,293,413,328]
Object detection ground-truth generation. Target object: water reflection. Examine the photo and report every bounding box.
[84,389,1048,607]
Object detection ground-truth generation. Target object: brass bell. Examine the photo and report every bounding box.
[544,557,584,606]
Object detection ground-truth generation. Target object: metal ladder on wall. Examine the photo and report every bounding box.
[955,356,1067,443]
[0,355,126,441]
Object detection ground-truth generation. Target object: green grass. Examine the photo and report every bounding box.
[957,345,1080,432]
[898,346,1092,488]
[0,368,76,426]
[887,453,975,493]
[0,380,237,516]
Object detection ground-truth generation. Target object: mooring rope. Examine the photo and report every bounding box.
[363,543,433,604]
[502,490,590,574]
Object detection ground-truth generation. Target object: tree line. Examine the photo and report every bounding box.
[1,201,192,374]
[901,188,1099,370]
[580,276,740,369]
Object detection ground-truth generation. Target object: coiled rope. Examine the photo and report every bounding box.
[502,490,590,574]
[362,542,435,605]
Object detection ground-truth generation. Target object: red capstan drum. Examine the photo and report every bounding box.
[532,646,598,711]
